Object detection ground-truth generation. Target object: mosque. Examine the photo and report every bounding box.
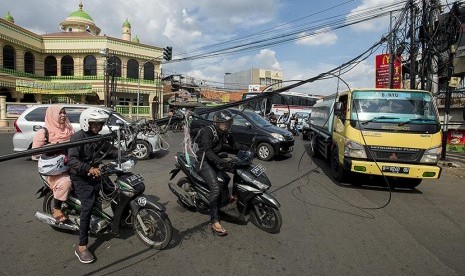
[0,2,164,119]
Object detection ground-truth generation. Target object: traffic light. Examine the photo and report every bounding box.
[163,46,172,61]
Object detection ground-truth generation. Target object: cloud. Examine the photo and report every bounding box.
[347,0,396,32]
[296,28,338,46]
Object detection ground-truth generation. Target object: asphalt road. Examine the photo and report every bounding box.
[0,132,465,276]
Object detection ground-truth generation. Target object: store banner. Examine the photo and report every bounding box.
[447,130,465,152]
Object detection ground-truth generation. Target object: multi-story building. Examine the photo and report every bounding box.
[224,68,283,91]
[0,3,164,122]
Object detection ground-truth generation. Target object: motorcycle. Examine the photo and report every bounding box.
[168,149,282,233]
[34,121,173,250]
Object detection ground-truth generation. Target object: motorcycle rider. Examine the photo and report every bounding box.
[193,109,249,236]
[68,108,117,264]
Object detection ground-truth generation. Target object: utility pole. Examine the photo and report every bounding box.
[420,0,427,90]
[409,0,416,89]
[388,11,394,89]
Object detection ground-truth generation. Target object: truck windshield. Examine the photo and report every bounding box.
[351,91,438,125]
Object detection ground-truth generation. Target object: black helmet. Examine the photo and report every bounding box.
[213,109,233,134]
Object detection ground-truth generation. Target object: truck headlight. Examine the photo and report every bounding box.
[344,139,367,159]
[271,133,284,141]
[420,145,442,164]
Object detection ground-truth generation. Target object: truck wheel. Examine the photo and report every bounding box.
[132,140,152,160]
[257,143,274,161]
[310,134,321,158]
[330,146,348,182]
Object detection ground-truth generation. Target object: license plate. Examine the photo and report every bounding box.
[125,173,145,187]
[382,166,410,174]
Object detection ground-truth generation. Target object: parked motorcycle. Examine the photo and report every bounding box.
[34,121,173,250]
[168,149,282,233]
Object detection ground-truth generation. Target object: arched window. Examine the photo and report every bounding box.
[108,56,122,77]
[44,56,57,76]
[143,62,155,80]
[127,59,139,79]
[61,55,74,76]
[24,51,35,74]
[3,45,16,70]
[83,55,97,76]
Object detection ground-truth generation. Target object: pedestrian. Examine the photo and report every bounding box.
[32,105,74,223]
[68,107,117,264]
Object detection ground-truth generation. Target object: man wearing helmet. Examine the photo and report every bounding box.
[68,107,117,263]
[193,109,249,236]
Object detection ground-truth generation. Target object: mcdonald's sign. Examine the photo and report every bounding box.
[375,53,402,89]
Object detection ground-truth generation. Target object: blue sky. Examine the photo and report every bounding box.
[2,0,441,95]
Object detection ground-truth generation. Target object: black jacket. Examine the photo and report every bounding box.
[68,130,118,178]
[194,125,248,168]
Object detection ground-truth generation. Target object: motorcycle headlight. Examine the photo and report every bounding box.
[420,145,442,164]
[271,133,284,141]
[344,139,367,159]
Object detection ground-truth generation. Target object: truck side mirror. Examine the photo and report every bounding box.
[334,102,343,117]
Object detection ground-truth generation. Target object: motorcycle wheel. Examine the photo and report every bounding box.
[250,202,282,234]
[42,190,74,233]
[134,207,173,250]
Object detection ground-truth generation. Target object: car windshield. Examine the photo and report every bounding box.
[245,111,272,127]
[351,91,439,124]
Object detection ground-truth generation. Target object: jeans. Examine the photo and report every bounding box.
[71,175,97,246]
[196,161,230,223]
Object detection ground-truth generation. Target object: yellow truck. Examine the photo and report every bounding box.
[309,88,442,189]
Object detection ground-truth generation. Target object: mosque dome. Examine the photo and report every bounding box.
[4,11,14,23]
[60,2,101,35]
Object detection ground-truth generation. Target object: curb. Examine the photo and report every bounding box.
[0,128,15,133]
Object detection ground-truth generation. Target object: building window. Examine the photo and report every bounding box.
[44,56,57,76]
[24,51,35,74]
[108,56,122,77]
[83,55,97,76]
[61,55,74,76]
[143,62,154,80]
[127,59,139,79]
[3,45,16,70]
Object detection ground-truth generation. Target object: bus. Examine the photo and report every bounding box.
[241,91,320,116]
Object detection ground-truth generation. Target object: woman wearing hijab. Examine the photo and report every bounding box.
[32,105,74,222]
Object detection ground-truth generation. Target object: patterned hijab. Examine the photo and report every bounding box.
[44,105,74,143]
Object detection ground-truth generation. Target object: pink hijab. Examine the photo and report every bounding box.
[44,105,74,143]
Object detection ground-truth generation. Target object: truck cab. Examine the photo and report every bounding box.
[309,89,442,189]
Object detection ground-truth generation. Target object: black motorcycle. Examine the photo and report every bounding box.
[34,120,173,250]
[169,150,282,233]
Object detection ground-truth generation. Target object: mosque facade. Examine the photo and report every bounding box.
[0,3,164,119]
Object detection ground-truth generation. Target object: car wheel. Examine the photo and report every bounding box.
[257,142,274,161]
[132,140,152,160]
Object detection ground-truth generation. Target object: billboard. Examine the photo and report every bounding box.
[375,54,402,89]
[248,85,261,92]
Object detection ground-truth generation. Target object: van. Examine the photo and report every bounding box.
[12,104,161,160]
[189,108,294,161]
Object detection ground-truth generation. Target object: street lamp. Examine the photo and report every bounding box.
[137,47,172,119]
[137,56,162,119]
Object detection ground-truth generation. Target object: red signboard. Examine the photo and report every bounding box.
[375,54,402,89]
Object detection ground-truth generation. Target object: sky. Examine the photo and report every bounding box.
[1,0,446,95]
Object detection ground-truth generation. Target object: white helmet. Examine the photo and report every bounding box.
[80,107,109,132]
[38,154,69,176]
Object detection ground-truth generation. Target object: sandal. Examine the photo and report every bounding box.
[211,224,228,236]
[53,209,69,223]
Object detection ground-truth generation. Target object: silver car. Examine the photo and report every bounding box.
[13,104,161,160]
